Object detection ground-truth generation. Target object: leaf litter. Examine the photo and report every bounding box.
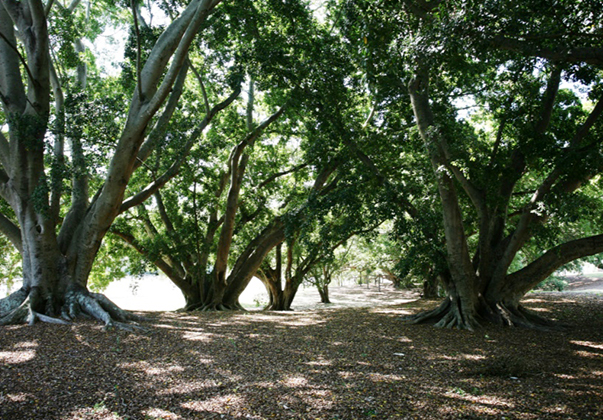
[0,290,602,419]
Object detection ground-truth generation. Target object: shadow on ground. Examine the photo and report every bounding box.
[1,292,602,419]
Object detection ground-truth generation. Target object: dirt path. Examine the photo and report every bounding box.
[562,274,603,292]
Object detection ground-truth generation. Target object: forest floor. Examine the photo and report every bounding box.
[1,278,602,419]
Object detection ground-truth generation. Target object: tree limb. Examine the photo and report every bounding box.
[0,211,22,252]
[489,35,603,66]
[111,227,195,296]
[187,56,209,113]
[135,61,190,170]
[154,191,175,233]
[257,163,308,189]
[120,87,241,213]
[505,234,603,296]
[131,0,144,101]
[535,66,562,135]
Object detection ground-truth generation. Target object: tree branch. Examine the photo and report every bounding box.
[505,234,603,296]
[187,56,209,113]
[131,0,144,101]
[489,35,603,66]
[154,191,175,233]
[0,211,22,252]
[535,66,562,135]
[110,227,195,296]
[256,163,308,189]
[134,61,189,170]
[120,86,241,214]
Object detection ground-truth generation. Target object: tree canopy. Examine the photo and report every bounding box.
[1,0,602,330]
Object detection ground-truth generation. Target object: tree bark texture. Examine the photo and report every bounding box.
[0,0,222,328]
[406,62,603,330]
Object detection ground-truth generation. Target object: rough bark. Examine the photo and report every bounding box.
[405,60,603,330]
[0,0,222,329]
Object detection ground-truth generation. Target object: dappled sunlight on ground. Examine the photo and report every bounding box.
[1,293,603,419]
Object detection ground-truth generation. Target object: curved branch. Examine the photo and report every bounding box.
[256,163,308,189]
[135,61,189,170]
[131,0,144,100]
[535,66,562,135]
[120,87,241,213]
[504,234,603,296]
[0,211,22,252]
[110,228,195,296]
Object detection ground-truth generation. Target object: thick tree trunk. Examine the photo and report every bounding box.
[0,235,141,329]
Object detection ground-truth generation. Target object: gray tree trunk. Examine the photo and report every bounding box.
[0,0,222,328]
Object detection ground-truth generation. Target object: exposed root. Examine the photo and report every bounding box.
[33,313,71,325]
[0,298,29,326]
[90,292,147,322]
[496,303,561,331]
[180,302,204,312]
[1,296,70,326]
[404,296,560,331]
[0,287,28,315]
[402,298,452,324]
[403,297,481,330]
[1,285,147,332]
[197,302,245,311]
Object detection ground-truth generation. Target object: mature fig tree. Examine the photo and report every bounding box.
[333,0,603,329]
[0,0,224,328]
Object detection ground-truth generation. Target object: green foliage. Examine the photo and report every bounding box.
[0,236,22,297]
[535,276,568,292]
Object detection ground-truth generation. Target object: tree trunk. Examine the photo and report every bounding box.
[0,0,221,329]
[422,275,439,299]
[0,232,140,329]
[318,284,330,304]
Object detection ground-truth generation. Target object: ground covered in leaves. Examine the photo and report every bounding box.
[1,291,602,419]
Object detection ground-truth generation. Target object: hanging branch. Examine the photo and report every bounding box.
[187,57,210,113]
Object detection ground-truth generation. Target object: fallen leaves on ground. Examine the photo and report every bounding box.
[1,292,602,419]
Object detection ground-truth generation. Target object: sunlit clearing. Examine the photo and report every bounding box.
[14,341,38,348]
[443,390,516,409]
[182,331,214,342]
[369,373,406,382]
[159,381,217,396]
[3,393,33,402]
[575,350,602,358]
[0,350,36,364]
[554,373,577,380]
[120,361,185,376]
[370,304,416,314]
[306,359,332,367]
[278,316,325,327]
